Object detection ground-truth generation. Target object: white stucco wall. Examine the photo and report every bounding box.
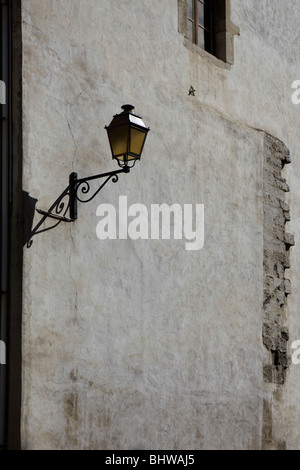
[21,0,300,449]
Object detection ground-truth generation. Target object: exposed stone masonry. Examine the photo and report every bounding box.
[263,133,294,385]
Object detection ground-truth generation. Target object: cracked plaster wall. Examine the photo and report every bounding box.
[21,0,300,449]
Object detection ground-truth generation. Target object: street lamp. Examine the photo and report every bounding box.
[27,105,150,247]
[105,104,150,170]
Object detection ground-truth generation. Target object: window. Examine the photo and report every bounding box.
[187,0,215,55]
[178,0,240,64]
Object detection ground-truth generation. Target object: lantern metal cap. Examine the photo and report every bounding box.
[121,104,135,112]
[106,104,149,131]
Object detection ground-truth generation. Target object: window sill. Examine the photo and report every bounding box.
[183,38,231,70]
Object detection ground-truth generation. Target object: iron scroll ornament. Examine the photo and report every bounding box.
[26,166,130,248]
[75,173,120,204]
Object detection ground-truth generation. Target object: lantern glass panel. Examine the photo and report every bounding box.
[130,128,147,157]
[107,125,129,159]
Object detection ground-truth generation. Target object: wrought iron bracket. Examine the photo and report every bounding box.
[69,166,130,220]
[26,166,130,247]
[35,209,75,223]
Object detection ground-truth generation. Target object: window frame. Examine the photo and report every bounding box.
[178,0,240,65]
[188,0,216,56]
